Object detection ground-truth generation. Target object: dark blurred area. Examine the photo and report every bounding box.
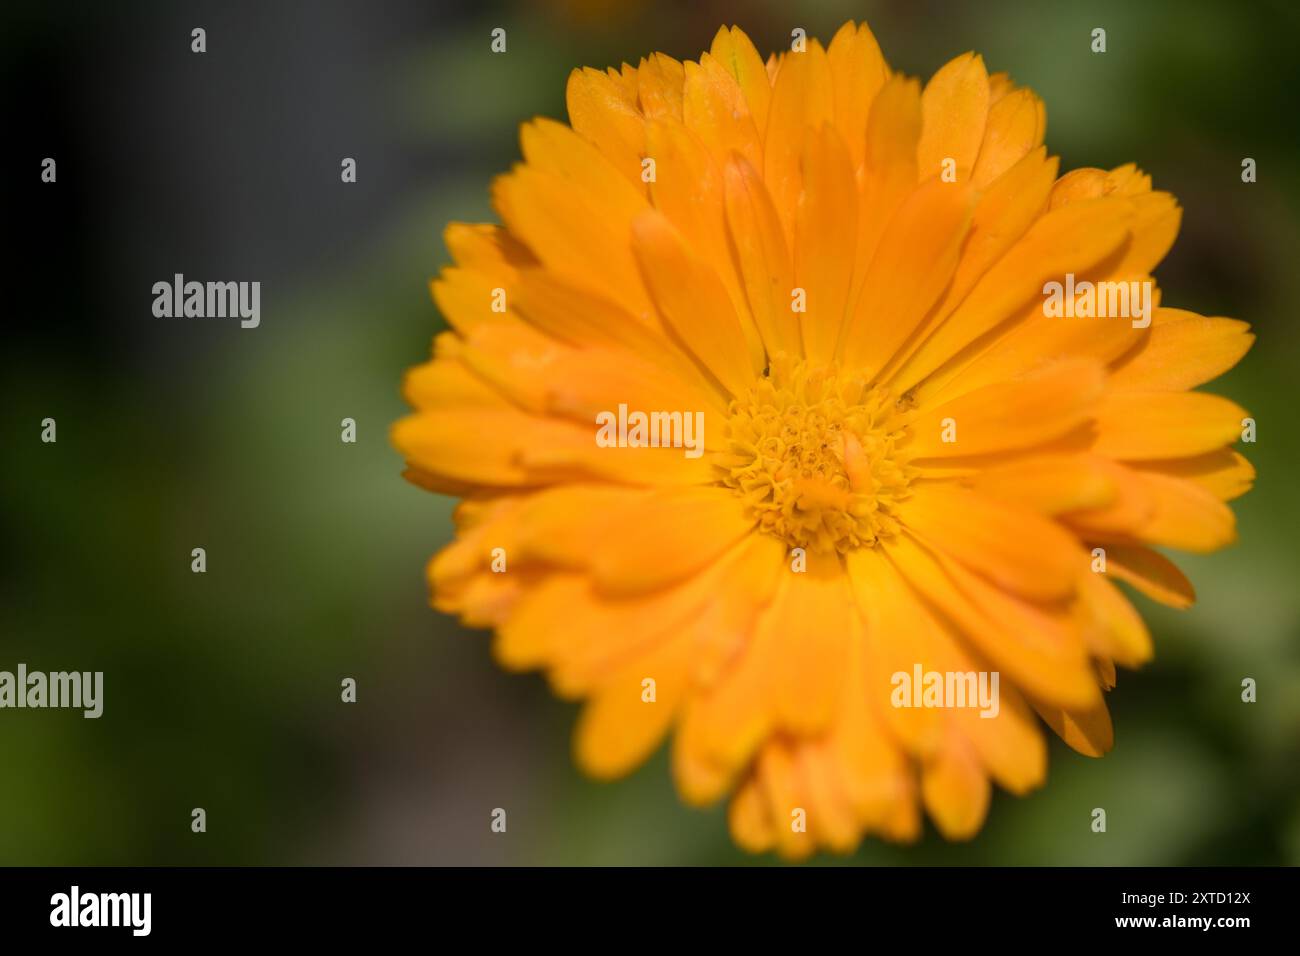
[2,0,1298,865]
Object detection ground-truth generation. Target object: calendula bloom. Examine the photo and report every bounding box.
[393,21,1255,859]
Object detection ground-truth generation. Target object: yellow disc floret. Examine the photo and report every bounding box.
[720,354,916,554]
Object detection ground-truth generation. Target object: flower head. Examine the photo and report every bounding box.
[393,21,1254,858]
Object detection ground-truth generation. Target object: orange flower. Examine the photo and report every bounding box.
[393,21,1255,858]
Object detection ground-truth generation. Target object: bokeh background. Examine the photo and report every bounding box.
[3,0,1298,865]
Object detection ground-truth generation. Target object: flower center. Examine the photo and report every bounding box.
[719,355,915,554]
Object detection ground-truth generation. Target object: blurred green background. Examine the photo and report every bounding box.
[2,0,1297,865]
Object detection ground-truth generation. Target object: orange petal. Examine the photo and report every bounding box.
[891,196,1131,393]
[1124,469,1238,553]
[574,629,693,778]
[1137,449,1255,502]
[392,406,713,490]
[723,155,801,358]
[631,210,761,397]
[885,534,1099,709]
[1031,694,1114,757]
[846,547,948,758]
[520,117,647,225]
[495,165,652,319]
[636,53,684,121]
[644,118,765,369]
[907,359,1104,459]
[971,87,1045,187]
[925,279,1143,404]
[764,40,833,241]
[1078,569,1154,667]
[968,454,1118,515]
[684,54,763,173]
[826,21,889,169]
[851,75,922,304]
[839,178,975,374]
[764,554,852,737]
[709,26,773,135]
[727,771,777,853]
[921,736,991,840]
[794,124,858,363]
[402,356,512,412]
[511,269,725,401]
[565,66,646,185]
[1103,544,1196,609]
[1090,391,1248,460]
[924,147,1058,350]
[1108,308,1254,391]
[757,740,817,861]
[957,684,1047,796]
[584,486,756,595]
[917,52,990,181]
[826,614,920,834]
[903,485,1085,602]
[804,745,866,853]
